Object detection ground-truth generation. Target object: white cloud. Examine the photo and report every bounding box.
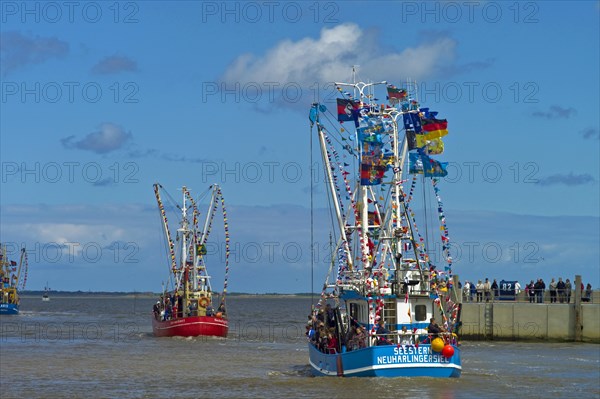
[61,123,132,154]
[222,23,456,88]
[91,55,138,75]
[0,31,69,76]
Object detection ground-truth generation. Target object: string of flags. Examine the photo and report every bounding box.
[19,250,28,290]
[217,187,231,296]
[154,184,177,273]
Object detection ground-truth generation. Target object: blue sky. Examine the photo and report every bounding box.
[1,1,598,293]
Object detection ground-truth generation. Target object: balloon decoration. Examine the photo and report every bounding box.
[431,337,444,352]
[442,344,455,358]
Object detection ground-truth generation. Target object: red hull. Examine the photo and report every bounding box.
[152,315,228,338]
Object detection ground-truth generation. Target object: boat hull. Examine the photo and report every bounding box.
[152,315,228,338]
[308,343,461,378]
[0,303,19,315]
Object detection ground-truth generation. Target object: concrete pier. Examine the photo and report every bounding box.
[456,275,599,343]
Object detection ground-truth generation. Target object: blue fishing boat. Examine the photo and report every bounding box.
[307,75,461,377]
[0,245,27,315]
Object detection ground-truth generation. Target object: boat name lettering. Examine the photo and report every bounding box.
[393,345,428,355]
[377,353,450,365]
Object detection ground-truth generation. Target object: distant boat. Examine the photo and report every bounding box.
[151,184,231,338]
[306,77,461,377]
[42,283,50,301]
[0,244,27,315]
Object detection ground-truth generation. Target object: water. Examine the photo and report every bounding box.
[1,296,599,399]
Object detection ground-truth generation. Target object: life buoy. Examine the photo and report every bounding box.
[199,297,209,308]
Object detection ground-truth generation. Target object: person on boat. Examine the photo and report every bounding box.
[306,315,314,337]
[326,328,338,353]
[318,324,329,353]
[399,326,413,345]
[153,301,161,320]
[164,301,172,320]
[206,304,214,317]
[427,318,443,338]
[188,301,198,317]
[355,326,367,349]
[375,319,392,345]
[324,303,336,328]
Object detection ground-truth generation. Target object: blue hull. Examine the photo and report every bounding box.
[309,343,461,378]
[0,303,19,315]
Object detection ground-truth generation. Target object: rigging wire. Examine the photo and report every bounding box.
[310,112,315,305]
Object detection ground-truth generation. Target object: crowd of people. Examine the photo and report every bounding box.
[152,293,225,321]
[460,278,594,303]
[307,303,455,353]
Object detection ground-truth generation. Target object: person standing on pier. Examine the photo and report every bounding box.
[536,279,546,303]
[484,278,492,302]
[557,278,566,303]
[549,278,557,303]
[527,280,535,303]
[476,280,484,303]
[463,281,471,302]
[565,279,572,303]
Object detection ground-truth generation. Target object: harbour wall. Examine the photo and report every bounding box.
[454,275,599,343]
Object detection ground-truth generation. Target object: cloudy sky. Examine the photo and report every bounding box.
[1,1,598,293]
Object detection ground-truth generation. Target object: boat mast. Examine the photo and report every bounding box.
[178,186,189,293]
[317,125,353,270]
[335,80,386,270]
[383,109,408,262]
[153,184,177,279]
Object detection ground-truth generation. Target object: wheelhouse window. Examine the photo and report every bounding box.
[415,304,427,321]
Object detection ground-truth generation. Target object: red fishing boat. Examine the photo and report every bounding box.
[152,184,231,338]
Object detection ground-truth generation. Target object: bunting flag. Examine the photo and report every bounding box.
[409,152,424,174]
[217,187,231,296]
[360,140,391,186]
[361,164,387,185]
[419,107,439,119]
[368,211,381,226]
[421,153,448,177]
[426,138,444,155]
[387,85,407,102]
[422,118,448,139]
[337,98,359,124]
[403,112,422,133]
[357,121,384,144]
[406,130,418,150]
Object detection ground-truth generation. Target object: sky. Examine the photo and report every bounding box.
[1,1,599,293]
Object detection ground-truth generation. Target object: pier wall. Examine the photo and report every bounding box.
[453,275,599,343]
[459,302,600,342]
